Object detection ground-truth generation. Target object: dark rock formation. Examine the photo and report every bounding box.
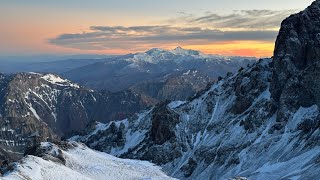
[150,101,180,145]
[271,0,320,129]
[272,0,320,101]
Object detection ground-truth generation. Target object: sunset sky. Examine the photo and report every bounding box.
[0,0,314,57]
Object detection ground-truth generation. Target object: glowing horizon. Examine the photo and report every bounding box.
[0,0,314,57]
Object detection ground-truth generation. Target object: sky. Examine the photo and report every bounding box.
[0,0,315,57]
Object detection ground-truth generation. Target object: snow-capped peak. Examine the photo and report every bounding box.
[145,48,166,55]
[127,47,209,64]
[170,46,201,56]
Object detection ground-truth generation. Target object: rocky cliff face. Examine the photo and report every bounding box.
[0,73,146,162]
[271,0,320,132]
[130,70,213,105]
[1,73,145,135]
[72,1,320,179]
[272,0,320,101]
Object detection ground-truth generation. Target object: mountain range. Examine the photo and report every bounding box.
[0,50,254,166]
[0,48,255,106]
[63,47,256,92]
[2,1,320,179]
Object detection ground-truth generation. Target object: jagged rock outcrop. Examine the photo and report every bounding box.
[72,1,320,179]
[150,101,180,145]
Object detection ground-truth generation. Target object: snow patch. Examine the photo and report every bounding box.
[168,101,186,109]
[41,74,80,88]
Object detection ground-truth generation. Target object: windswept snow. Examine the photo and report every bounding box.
[41,74,69,84]
[41,74,80,88]
[3,142,176,180]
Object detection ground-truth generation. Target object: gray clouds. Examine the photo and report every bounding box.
[181,9,297,29]
[49,26,277,50]
[48,9,296,51]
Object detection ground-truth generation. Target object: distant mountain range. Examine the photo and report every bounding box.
[63,47,256,92]
[0,47,255,106]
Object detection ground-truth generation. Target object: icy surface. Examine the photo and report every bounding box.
[3,142,176,180]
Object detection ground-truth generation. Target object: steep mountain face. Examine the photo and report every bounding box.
[73,58,276,179]
[272,0,320,101]
[0,73,145,135]
[0,73,58,163]
[72,1,320,179]
[130,70,213,105]
[0,73,146,162]
[3,142,176,180]
[63,47,255,92]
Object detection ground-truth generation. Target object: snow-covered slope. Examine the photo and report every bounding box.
[3,142,176,180]
[72,59,280,179]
